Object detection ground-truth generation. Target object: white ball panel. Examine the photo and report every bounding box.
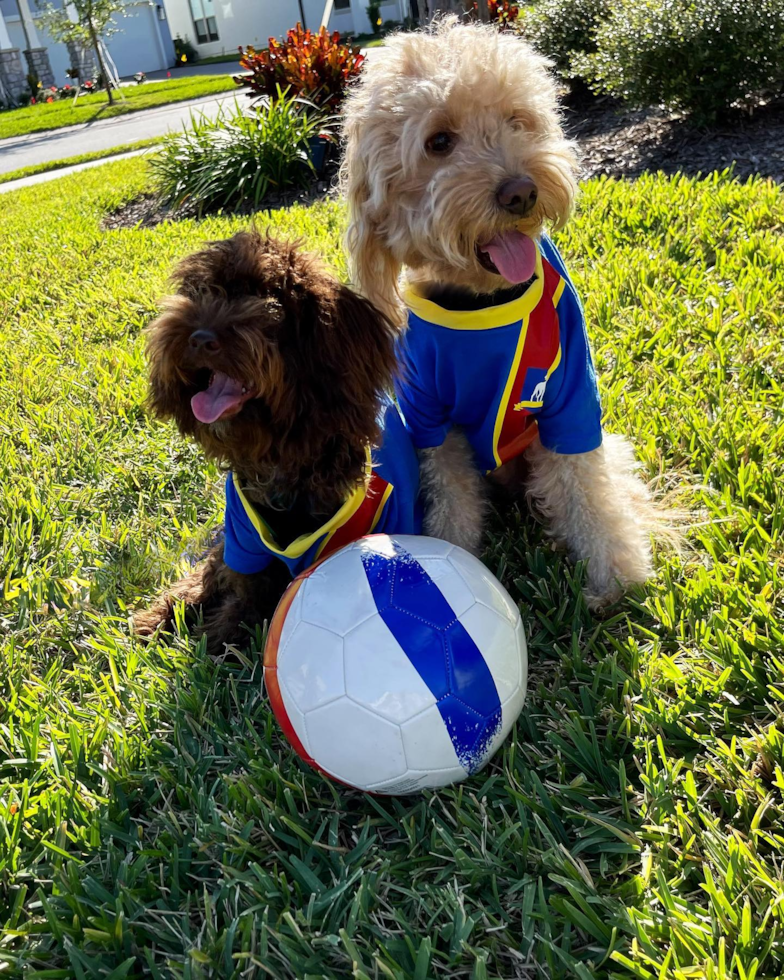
[305,698,407,789]
[367,766,469,794]
[501,685,527,736]
[484,622,529,760]
[457,603,522,706]
[389,535,456,561]
[353,534,399,560]
[415,558,475,618]
[483,717,510,764]
[274,582,306,653]
[344,616,436,724]
[448,547,520,625]
[275,687,312,757]
[278,622,345,713]
[400,704,461,771]
[517,622,528,701]
[298,547,377,636]
[484,685,526,763]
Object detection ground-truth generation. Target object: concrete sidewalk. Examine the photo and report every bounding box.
[0,148,152,194]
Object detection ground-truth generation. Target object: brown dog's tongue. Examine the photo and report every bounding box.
[191,372,246,423]
[481,230,537,284]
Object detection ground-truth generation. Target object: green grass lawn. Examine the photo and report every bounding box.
[347,32,388,47]
[194,53,245,65]
[0,158,782,978]
[0,75,239,140]
[0,137,163,186]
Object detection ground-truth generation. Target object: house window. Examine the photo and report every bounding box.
[334,0,351,8]
[193,16,219,41]
[188,0,219,42]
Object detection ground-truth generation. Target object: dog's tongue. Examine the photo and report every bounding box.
[481,230,537,284]
[191,372,245,423]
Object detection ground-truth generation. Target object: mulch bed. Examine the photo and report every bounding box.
[565,95,784,184]
[103,96,784,231]
[101,177,338,231]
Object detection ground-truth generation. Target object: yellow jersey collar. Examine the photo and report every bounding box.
[403,245,544,330]
[232,447,372,558]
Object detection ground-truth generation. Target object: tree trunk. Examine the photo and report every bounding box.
[88,20,113,105]
[477,0,489,21]
[416,0,428,26]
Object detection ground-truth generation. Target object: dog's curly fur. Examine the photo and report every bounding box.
[341,18,672,606]
[341,17,577,325]
[134,232,398,651]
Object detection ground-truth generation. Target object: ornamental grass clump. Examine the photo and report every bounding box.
[151,91,330,211]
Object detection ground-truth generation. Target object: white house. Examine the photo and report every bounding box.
[0,0,175,105]
[162,0,411,61]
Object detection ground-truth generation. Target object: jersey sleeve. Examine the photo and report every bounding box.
[394,326,452,450]
[222,475,273,575]
[536,270,603,455]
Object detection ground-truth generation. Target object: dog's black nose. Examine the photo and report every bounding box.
[496,177,538,216]
[189,329,221,353]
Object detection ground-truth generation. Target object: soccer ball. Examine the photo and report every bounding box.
[264,535,527,794]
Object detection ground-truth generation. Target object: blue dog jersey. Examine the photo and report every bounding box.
[222,398,423,577]
[396,235,602,473]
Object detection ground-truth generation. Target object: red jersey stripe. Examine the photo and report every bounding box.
[494,257,563,467]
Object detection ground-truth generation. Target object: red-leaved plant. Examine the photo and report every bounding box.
[235,24,364,110]
[473,0,520,30]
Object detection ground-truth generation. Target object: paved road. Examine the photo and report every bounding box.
[137,61,240,82]
[0,47,389,178]
[0,90,241,176]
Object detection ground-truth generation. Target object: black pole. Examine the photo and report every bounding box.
[298,0,307,28]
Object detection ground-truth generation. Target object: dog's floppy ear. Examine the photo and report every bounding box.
[144,297,195,425]
[289,282,397,469]
[332,283,397,398]
[340,120,404,331]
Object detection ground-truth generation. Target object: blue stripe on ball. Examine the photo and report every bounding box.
[361,542,502,774]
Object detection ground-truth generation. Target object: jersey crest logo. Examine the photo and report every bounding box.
[514,366,548,412]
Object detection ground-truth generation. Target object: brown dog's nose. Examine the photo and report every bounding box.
[189,329,221,353]
[496,177,538,216]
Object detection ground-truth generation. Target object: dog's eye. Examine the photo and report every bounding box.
[509,112,536,131]
[426,132,456,155]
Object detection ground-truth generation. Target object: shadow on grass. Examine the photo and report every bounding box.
[3,499,695,979]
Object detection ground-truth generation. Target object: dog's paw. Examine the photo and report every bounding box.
[132,601,174,639]
[423,509,484,556]
[582,542,654,610]
[419,431,488,556]
[582,577,623,612]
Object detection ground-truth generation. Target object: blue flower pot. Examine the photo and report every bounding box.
[308,135,330,173]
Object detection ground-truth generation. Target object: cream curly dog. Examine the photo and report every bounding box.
[341,18,669,608]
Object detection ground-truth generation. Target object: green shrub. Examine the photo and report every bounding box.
[173,34,198,65]
[580,0,784,120]
[366,1,381,31]
[521,0,610,77]
[150,91,329,210]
